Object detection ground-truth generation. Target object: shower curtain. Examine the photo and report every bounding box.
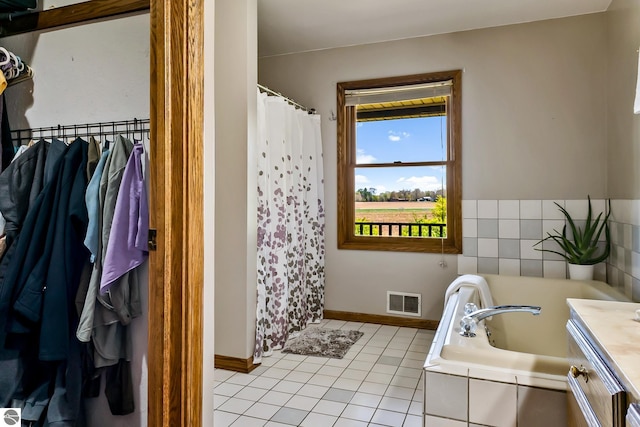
[254,91,325,363]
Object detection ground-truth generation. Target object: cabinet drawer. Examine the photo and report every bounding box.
[567,320,626,427]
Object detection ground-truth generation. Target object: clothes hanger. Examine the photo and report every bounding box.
[0,48,10,67]
[6,52,20,79]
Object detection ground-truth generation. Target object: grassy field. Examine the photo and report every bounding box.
[355,201,435,222]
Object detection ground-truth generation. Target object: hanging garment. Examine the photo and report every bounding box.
[77,135,137,346]
[86,136,100,180]
[0,138,66,246]
[100,143,149,293]
[83,149,110,264]
[0,0,36,12]
[0,137,68,386]
[0,139,69,338]
[0,139,88,426]
[0,94,13,171]
[75,146,110,340]
[9,138,89,360]
[76,135,137,415]
[0,73,6,96]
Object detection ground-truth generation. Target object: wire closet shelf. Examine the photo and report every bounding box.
[11,118,150,146]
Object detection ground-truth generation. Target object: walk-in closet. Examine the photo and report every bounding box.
[0,0,211,426]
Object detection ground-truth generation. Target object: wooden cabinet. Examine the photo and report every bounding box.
[566,320,625,426]
[566,299,640,427]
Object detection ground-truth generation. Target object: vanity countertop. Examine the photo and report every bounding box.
[567,298,640,403]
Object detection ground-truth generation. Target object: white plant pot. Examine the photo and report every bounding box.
[568,263,594,280]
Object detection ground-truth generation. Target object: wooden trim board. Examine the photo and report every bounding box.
[0,0,150,37]
[324,310,439,330]
[215,355,260,374]
[148,0,204,425]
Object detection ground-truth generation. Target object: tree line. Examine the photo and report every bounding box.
[355,188,444,202]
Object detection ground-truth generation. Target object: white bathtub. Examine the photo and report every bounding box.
[423,274,629,426]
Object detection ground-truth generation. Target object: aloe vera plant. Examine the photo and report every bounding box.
[534,196,611,265]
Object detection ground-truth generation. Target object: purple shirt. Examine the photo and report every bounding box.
[100,144,149,293]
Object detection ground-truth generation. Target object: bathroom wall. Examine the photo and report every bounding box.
[214,0,259,360]
[605,0,640,302]
[259,13,608,320]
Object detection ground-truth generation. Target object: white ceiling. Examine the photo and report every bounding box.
[258,0,612,57]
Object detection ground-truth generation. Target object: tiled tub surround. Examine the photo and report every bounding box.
[423,274,628,426]
[607,199,640,302]
[458,199,640,300]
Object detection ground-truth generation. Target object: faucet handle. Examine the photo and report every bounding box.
[464,303,478,315]
[459,316,477,337]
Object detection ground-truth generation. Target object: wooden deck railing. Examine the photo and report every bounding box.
[355,222,446,237]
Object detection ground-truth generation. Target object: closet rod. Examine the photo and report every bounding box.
[11,118,149,145]
[258,83,316,114]
[0,0,150,38]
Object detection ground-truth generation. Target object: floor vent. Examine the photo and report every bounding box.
[387,291,421,317]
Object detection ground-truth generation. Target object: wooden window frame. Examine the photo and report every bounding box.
[337,70,462,254]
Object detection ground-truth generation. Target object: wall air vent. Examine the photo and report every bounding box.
[387,291,421,317]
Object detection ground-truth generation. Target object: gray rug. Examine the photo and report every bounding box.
[281,327,364,359]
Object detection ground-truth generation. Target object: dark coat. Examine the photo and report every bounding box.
[0,138,66,244]
[9,139,89,360]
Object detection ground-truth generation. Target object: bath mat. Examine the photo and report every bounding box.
[281,327,364,359]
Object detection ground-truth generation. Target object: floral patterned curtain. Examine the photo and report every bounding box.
[254,91,325,363]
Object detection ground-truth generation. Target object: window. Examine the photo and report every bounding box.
[337,70,462,253]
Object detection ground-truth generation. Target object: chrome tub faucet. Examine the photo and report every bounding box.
[459,304,541,337]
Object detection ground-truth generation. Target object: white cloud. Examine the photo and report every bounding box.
[388,130,410,142]
[396,175,444,191]
[356,149,376,164]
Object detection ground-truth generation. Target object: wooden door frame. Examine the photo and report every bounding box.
[149,0,204,426]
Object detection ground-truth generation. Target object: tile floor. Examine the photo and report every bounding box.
[214,319,435,427]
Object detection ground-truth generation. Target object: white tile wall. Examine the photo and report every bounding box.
[424,372,467,421]
[477,200,498,219]
[462,200,477,219]
[458,199,640,285]
[519,200,542,219]
[468,379,517,427]
[462,219,478,238]
[519,239,542,260]
[477,239,498,258]
[469,379,517,427]
[564,200,589,220]
[498,200,519,219]
[498,220,520,239]
[517,386,567,427]
[607,199,640,302]
[542,200,565,220]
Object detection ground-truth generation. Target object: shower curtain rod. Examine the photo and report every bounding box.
[257,83,316,114]
[11,118,150,145]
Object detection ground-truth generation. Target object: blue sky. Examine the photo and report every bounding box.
[355,116,447,194]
